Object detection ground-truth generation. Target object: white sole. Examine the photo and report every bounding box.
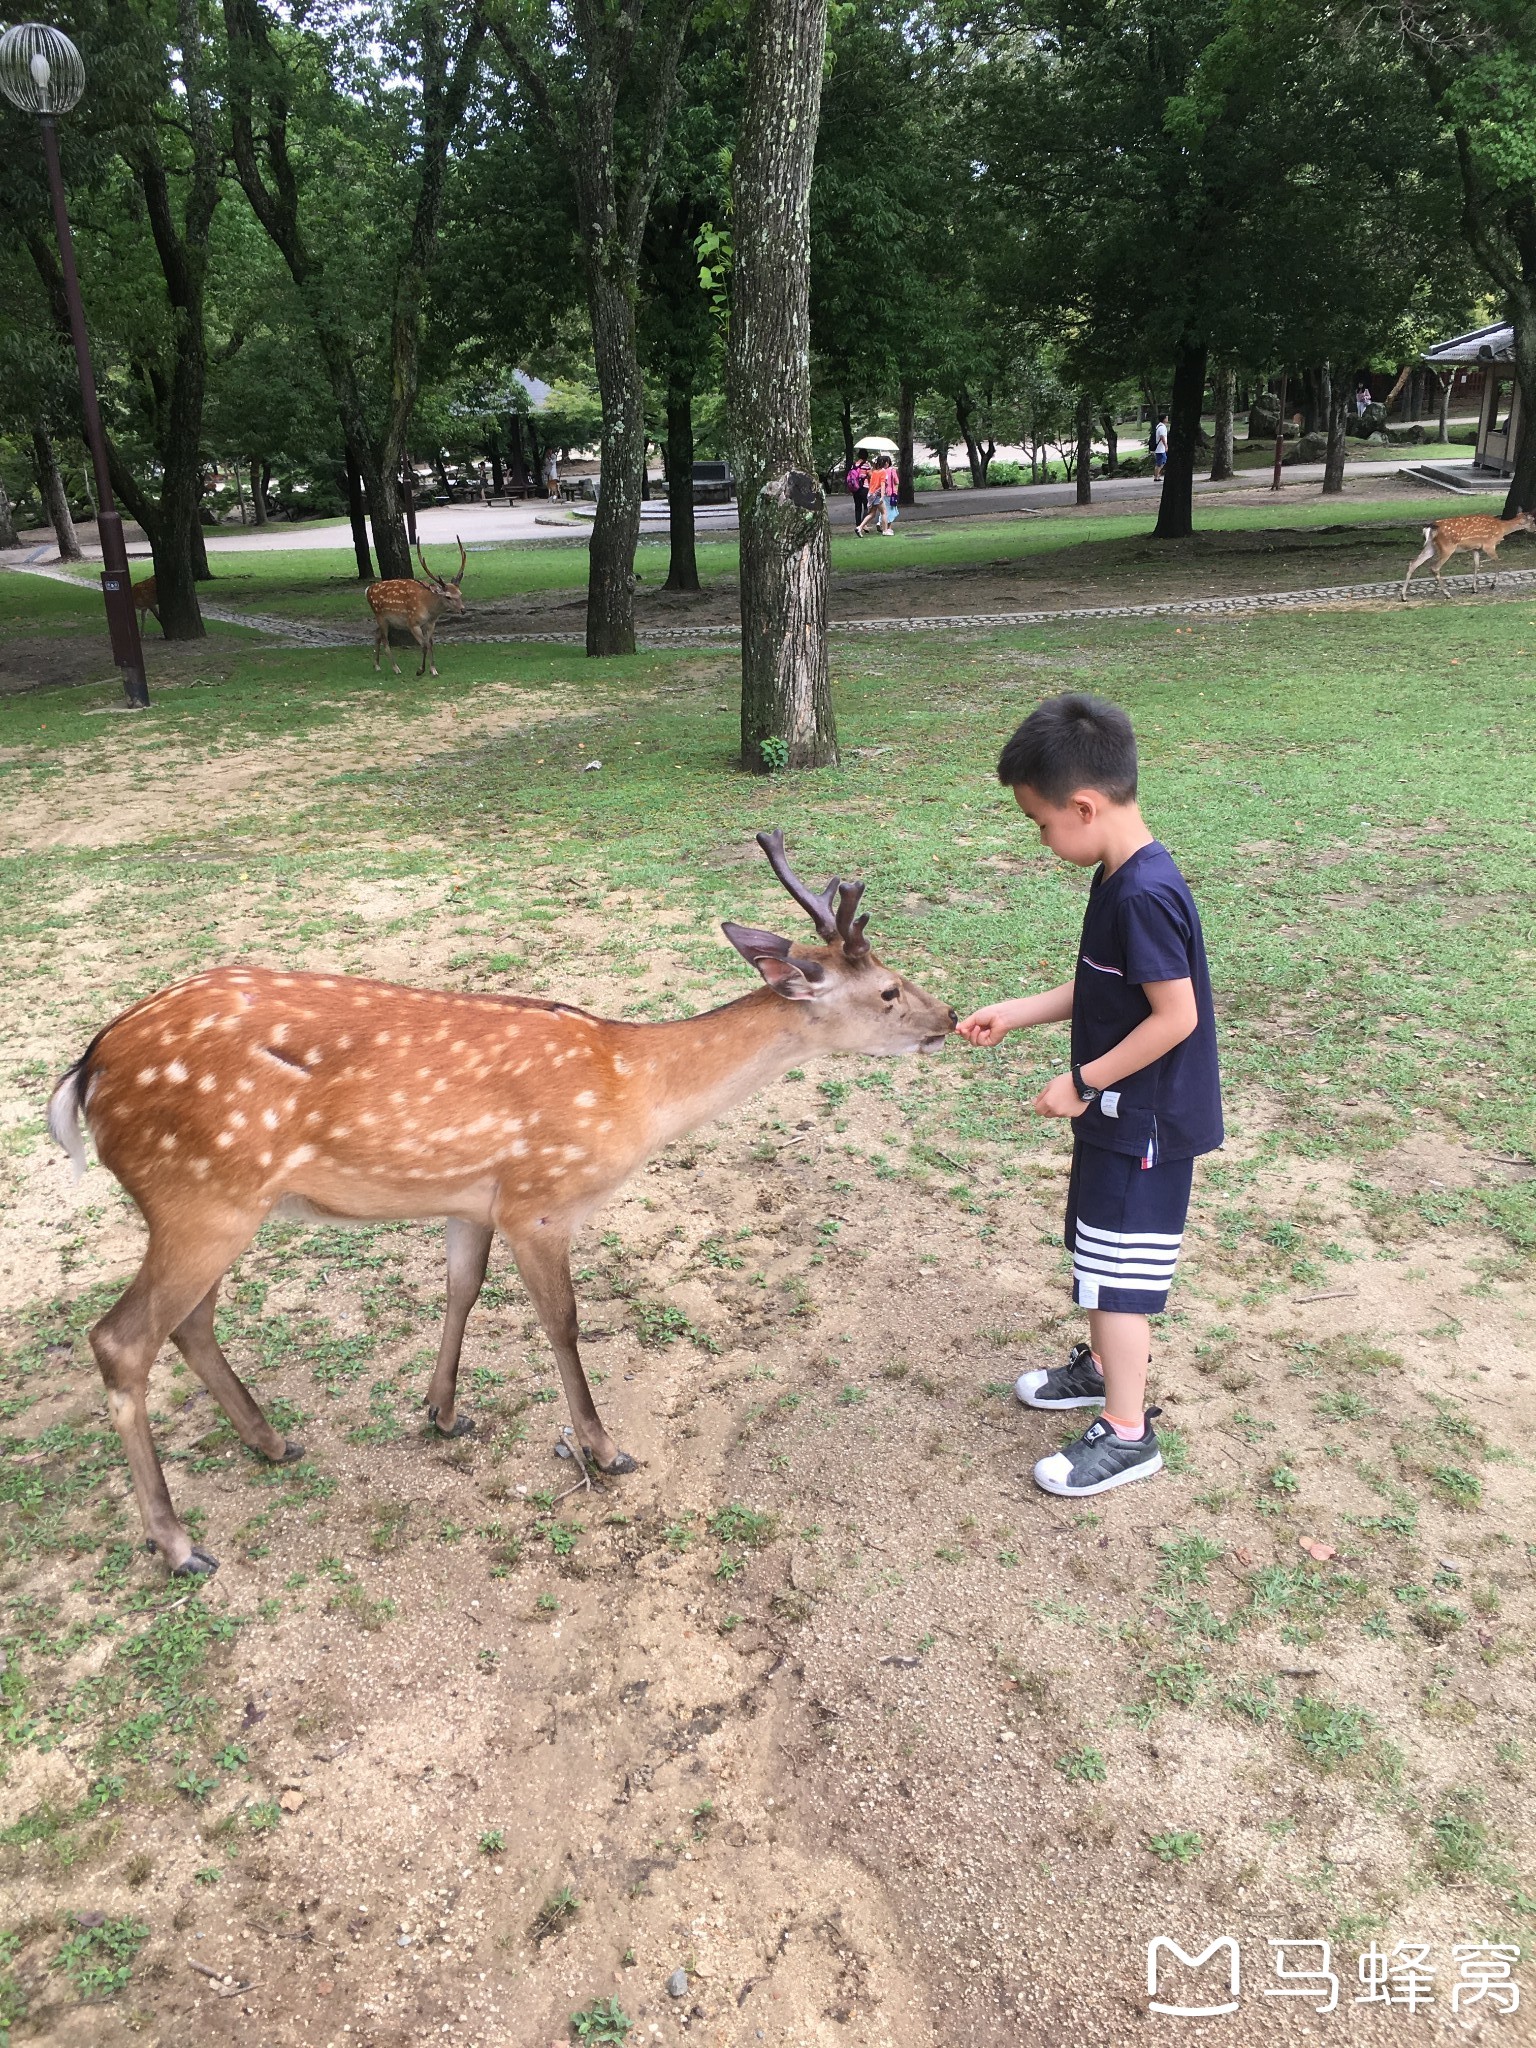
[1033,1451,1163,1498]
[1015,1391,1104,1411]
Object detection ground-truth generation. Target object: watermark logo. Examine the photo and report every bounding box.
[1146,1937,1520,2018]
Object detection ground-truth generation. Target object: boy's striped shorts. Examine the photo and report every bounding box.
[1065,1142,1194,1314]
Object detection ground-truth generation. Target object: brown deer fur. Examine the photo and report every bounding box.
[1402,509,1535,598]
[48,833,955,1574]
[366,537,467,675]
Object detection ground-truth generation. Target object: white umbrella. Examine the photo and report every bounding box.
[854,435,899,453]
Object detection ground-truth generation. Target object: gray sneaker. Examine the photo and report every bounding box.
[1033,1409,1164,1497]
[1015,1340,1105,1410]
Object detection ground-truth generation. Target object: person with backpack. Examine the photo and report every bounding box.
[847,456,871,532]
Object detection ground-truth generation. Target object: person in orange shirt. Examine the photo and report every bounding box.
[858,457,891,536]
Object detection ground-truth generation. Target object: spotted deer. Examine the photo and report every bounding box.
[366,538,467,675]
[132,575,161,634]
[1401,508,1535,598]
[47,832,956,1575]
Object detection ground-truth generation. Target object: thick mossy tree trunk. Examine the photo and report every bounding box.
[1152,341,1209,541]
[665,383,699,592]
[1209,365,1234,481]
[31,422,82,560]
[1322,362,1349,496]
[1074,391,1093,505]
[729,0,835,773]
[584,266,647,654]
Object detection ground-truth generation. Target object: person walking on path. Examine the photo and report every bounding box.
[858,456,892,536]
[847,456,870,533]
[957,693,1223,1498]
[1152,414,1168,482]
[543,447,560,501]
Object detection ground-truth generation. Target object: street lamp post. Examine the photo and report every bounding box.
[0,22,149,708]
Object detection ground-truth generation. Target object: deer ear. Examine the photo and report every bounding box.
[753,954,826,1001]
[722,920,794,963]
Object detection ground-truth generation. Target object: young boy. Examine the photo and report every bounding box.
[957,693,1222,1496]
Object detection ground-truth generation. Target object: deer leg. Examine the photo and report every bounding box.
[411,623,430,678]
[372,619,384,672]
[424,1217,493,1437]
[502,1221,637,1476]
[1472,549,1483,592]
[89,1221,260,1574]
[1402,542,1435,598]
[170,1279,302,1464]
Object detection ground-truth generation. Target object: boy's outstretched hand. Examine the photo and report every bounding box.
[956,1006,1011,1047]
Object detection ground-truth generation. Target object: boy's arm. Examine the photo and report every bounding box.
[956,981,1074,1047]
[1033,978,1198,1117]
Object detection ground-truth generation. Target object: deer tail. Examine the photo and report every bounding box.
[47,1058,92,1180]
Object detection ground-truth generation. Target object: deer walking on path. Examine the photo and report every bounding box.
[1401,509,1535,599]
[47,833,956,1575]
[366,539,467,675]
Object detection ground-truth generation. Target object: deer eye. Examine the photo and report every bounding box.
[880,985,899,1002]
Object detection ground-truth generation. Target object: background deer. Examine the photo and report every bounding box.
[367,538,467,675]
[132,574,161,633]
[47,831,955,1575]
[1401,508,1535,598]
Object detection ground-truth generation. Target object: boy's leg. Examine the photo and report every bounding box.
[1087,1308,1151,1438]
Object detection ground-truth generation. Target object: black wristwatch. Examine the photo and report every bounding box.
[1071,1065,1100,1105]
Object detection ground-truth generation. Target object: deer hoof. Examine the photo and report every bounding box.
[427,1406,474,1438]
[277,1439,306,1464]
[171,1546,220,1578]
[598,1449,639,1477]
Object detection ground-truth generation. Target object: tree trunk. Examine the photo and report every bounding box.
[248,458,267,525]
[584,265,646,654]
[936,437,952,489]
[1503,285,1536,519]
[1209,365,1235,481]
[345,456,375,579]
[728,0,835,774]
[839,395,855,472]
[664,380,699,593]
[1100,410,1119,476]
[1152,341,1208,541]
[1434,371,1451,444]
[956,391,986,487]
[506,415,529,488]
[1322,362,1349,495]
[31,422,82,561]
[1075,391,1093,505]
[487,433,504,496]
[0,472,19,549]
[897,379,916,506]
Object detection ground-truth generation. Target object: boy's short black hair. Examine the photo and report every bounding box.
[997,693,1138,803]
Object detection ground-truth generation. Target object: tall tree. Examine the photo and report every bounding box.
[489,0,691,655]
[729,0,836,772]
[1390,1,1536,514]
[224,0,487,579]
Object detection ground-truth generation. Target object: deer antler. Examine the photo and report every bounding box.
[417,542,439,585]
[835,880,870,959]
[454,534,467,585]
[756,828,838,939]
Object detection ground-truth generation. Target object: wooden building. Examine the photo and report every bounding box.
[1422,323,1521,476]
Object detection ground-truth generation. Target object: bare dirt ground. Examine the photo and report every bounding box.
[1,679,1533,2048]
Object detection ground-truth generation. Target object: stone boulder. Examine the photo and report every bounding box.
[1283,431,1333,465]
[1385,421,1427,444]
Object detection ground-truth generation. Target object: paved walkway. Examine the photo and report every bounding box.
[10,556,1533,654]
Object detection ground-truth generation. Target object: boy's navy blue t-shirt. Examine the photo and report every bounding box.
[1069,841,1223,1164]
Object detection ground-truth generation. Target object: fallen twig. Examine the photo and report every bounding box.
[1294,1288,1358,1304]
